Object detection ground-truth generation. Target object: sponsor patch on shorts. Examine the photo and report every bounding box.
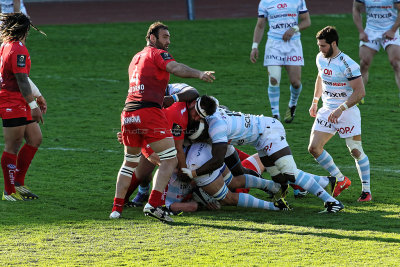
[17,55,26,67]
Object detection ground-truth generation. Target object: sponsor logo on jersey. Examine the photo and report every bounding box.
[368,13,392,19]
[17,55,26,67]
[337,126,355,135]
[123,115,141,125]
[270,13,297,19]
[323,69,332,76]
[172,123,182,137]
[323,81,348,87]
[161,52,173,60]
[271,22,297,30]
[277,3,287,9]
[323,90,348,97]
[6,108,12,112]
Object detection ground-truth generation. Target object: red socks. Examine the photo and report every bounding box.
[124,172,140,203]
[1,152,17,194]
[112,198,125,213]
[148,190,163,207]
[15,144,38,186]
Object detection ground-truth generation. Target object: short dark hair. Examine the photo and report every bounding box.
[0,13,31,42]
[316,26,339,46]
[200,95,217,117]
[146,21,168,42]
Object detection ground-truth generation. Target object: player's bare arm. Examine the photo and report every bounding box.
[250,17,266,63]
[384,3,400,39]
[163,85,199,108]
[309,75,322,118]
[15,73,43,123]
[352,1,369,42]
[166,61,215,82]
[174,138,188,177]
[13,0,21,12]
[328,76,365,124]
[283,12,311,42]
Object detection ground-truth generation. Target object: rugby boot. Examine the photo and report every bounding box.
[357,191,372,202]
[274,198,292,211]
[2,191,25,201]
[325,176,337,195]
[319,201,344,213]
[272,115,280,121]
[284,105,296,123]
[109,211,121,219]
[333,176,351,197]
[15,183,39,200]
[273,184,289,201]
[293,189,308,198]
[143,203,173,222]
[128,191,149,207]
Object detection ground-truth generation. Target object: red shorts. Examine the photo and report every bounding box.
[0,102,32,120]
[121,107,172,148]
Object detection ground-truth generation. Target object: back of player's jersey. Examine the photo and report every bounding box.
[316,52,361,109]
[258,0,307,40]
[206,107,262,146]
[361,0,399,32]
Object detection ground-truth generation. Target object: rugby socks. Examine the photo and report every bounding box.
[138,184,150,195]
[148,190,163,207]
[244,174,280,193]
[289,84,302,107]
[112,197,125,213]
[124,172,141,203]
[1,152,17,194]
[315,150,345,181]
[295,170,338,203]
[307,173,329,188]
[15,144,38,186]
[268,86,280,117]
[237,193,278,211]
[355,154,371,193]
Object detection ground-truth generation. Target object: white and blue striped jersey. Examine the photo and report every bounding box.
[316,51,362,109]
[357,0,400,32]
[206,107,265,146]
[258,0,308,40]
[165,83,194,96]
[164,174,193,208]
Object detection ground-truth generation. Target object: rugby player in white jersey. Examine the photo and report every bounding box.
[309,26,371,202]
[353,0,400,104]
[250,0,311,123]
[185,95,344,213]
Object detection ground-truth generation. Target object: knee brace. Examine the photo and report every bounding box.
[212,183,230,201]
[157,147,177,161]
[125,153,141,163]
[268,66,282,87]
[345,138,365,160]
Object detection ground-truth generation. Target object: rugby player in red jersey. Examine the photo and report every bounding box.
[0,13,46,201]
[113,21,215,222]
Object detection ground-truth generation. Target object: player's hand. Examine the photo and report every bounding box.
[181,167,196,179]
[250,48,258,63]
[31,107,43,124]
[309,103,318,117]
[283,28,295,41]
[359,32,369,42]
[199,71,215,82]
[36,96,47,114]
[163,95,174,108]
[117,132,123,144]
[328,108,342,124]
[383,30,395,40]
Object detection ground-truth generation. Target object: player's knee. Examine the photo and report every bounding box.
[268,66,282,87]
[220,192,237,205]
[389,58,400,71]
[291,81,301,89]
[270,77,278,86]
[308,144,320,157]
[346,138,365,160]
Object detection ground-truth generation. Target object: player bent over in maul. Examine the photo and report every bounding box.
[184,95,344,213]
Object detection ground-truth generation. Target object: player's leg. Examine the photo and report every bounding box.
[1,121,26,201]
[345,135,371,202]
[144,137,177,221]
[201,174,283,211]
[13,121,41,199]
[359,45,377,103]
[386,44,400,101]
[267,65,282,120]
[128,155,156,206]
[110,146,142,218]
[283,65,302,123]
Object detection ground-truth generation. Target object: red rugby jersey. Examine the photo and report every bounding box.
[0,41,31,106]
[126,46,175,107]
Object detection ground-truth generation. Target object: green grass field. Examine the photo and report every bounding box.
[0,14,399,266]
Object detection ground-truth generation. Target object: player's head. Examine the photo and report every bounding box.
[188,95,218,121]
[0,13,31,42]
[316,26,339,58]
[186,120,210,143]
[146,21,170,51]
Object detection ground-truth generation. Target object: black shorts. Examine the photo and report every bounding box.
[2,117,34,127]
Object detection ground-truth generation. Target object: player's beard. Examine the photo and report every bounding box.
[324,44,334,58]
[155,39,168,51]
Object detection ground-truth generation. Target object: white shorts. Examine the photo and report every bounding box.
[360,28,400,51]
[311,106,362,138]
[186,142,224,187]
[264,38,304,66]
[256,117,289,157]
